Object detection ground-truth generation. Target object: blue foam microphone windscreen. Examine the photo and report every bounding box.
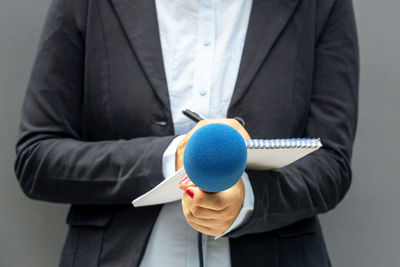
[183,123,247,192]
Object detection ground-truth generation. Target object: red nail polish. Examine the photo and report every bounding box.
[185,189,194,198]
[179,177,190,185]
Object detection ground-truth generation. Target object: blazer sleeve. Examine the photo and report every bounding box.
[14,0,175,205]
[228,0,359,237]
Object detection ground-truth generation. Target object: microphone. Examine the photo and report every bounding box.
[183,123,247,192]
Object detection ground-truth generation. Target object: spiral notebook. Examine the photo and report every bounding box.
[132,138,322,207]
[246,138,322,170]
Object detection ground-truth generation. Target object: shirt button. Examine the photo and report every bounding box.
[203,40,211,46]
[199,90,207,96]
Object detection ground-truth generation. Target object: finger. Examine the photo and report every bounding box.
[226,119,251,139]
[175,122,205,170]
[182,189,217,230]
[182,189,234,219]
[178,177,196,190]
[178,183,196,190]
[185,213,219,229]
[182,186,197,202]
[175,157,183,171]
[201,119,250,139]
[236,129,251,140]
[175,140,187,171]
[189,204,232,219]
[182,198,233,236]
[188,119,250,141]
[187,221,219,236]
[190,187,233,211]
[183,175,244,211]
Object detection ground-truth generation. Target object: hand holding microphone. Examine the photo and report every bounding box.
[177,119,251,236]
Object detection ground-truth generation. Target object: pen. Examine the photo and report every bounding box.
[182,109,206,122]
[182,109,245,126]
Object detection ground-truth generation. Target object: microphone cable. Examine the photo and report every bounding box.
[198,232,204,267]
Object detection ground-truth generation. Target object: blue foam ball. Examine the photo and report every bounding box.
[183,123,247,192]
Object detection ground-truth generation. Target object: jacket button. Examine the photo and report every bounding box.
[155,121,167,127]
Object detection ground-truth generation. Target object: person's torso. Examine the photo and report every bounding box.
[61,0,336,266]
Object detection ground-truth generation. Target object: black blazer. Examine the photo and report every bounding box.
[15,0,359,266]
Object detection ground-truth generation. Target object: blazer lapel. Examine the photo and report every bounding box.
[229,0,300,108]
[109,0,170,112]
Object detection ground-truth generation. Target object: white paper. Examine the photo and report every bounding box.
[132,167,187,207]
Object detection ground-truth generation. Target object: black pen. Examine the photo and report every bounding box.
[182,109,245,126]
[182,109,207,122]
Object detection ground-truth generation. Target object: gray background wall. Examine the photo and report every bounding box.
[0,0,399,266]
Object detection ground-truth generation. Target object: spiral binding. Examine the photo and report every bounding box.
[245,138,321,149]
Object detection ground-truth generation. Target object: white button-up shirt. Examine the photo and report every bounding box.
[140,1,254,266]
